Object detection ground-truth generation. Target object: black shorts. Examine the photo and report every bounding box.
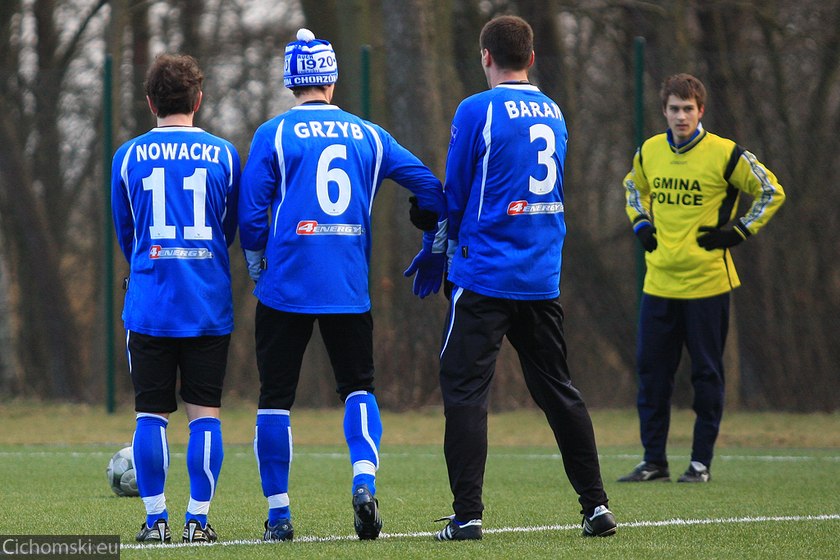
[127,331,230,413]
[255,301,375,409]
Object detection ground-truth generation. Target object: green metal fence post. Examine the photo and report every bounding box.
[103,54,115,414]
[634,37,646,299]
[361,45,371,120]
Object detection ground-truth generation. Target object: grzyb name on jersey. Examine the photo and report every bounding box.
[293,121,364,139]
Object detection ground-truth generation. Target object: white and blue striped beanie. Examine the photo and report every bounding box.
[284,28,338,88]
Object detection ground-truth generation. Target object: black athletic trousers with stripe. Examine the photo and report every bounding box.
[439,288,608,520]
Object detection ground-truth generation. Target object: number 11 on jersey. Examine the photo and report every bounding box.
[142,167,213,240]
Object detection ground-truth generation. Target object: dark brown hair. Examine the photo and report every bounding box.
[479,15,533,71]
[144,54,204,118]
[660,73,707,109]
[291,85,331,97]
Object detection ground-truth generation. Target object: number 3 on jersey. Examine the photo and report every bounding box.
[528,123,557,195]
[142,167,212,240]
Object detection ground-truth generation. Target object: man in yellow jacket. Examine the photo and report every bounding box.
[620,73,785,483]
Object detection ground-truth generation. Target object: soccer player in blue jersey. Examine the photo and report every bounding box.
[111,54,240,544]
[434,16,615,541]
[238,29,446,542]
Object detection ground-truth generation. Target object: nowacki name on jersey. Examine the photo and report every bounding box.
[134,141,222,163]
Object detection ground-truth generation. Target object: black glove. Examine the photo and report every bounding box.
[697,226,744,250]
[443,279,454,300]
[635,223,658,252]
[408,196,438,231]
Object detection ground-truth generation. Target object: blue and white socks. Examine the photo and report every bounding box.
[255,410,293,523]
[133,414,170,528]
[343,391,382,495]
[185,417,224,528]
[254,393,382,524]
[133,414,224,529]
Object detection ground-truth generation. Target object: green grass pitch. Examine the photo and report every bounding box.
[0,403,838,559]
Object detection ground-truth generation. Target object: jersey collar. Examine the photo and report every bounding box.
[667,123,706,154]
[292,103,339,111]
[495,82,540,92]
[151,126,203,132]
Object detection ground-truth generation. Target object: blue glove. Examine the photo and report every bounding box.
[403,231,445,298]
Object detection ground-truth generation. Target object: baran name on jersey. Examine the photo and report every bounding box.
[294,121,365,140]
[507,200,565,215]
[135,142,221,163]
[296,220,364,235]
[504,100,562,120]
[149,245,214,259]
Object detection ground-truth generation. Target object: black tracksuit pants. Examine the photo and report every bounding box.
[439,288,608,520]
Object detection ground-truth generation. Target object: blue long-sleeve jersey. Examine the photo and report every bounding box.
[111,126,240,336]
[239,103,444,313]
[445,83,568,299]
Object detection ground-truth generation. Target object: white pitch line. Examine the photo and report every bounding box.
[601,453,840,463]
[2,450,838,463]
[120,514,840,550]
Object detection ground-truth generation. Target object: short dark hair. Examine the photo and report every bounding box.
[479,15,533,71]
[144,54,204,118]
[660,73,707,109]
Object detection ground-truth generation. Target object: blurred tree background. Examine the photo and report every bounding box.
[0,0,837,412]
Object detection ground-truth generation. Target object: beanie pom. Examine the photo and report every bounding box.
[296,28,315,42]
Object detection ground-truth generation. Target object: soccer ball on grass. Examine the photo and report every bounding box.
[106,446,139,497]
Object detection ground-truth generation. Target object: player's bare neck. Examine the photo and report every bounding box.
[295,91,332,106]
[489,67,529,88]
[156,113,194,127]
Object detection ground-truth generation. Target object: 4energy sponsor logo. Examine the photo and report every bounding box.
[507,200,565,215]
[149,245,214,259]
[296,220,364,235]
